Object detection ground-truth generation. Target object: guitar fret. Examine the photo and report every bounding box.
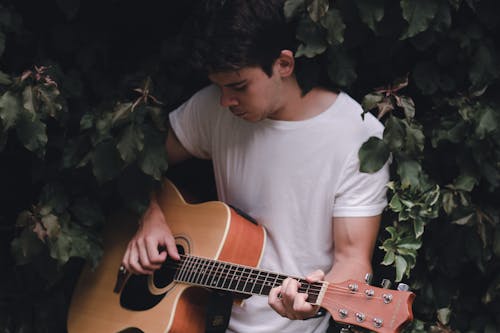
[195,257,209,285]
[232,266,245,291]
[175,256,190,282]
[202,259,215,286]
[221,263,233,289]
[191,257,201,284]
[241,267,253,294]
[250,271,262,294]
[173,254,324,305]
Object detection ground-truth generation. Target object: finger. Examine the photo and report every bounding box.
[121,244,131,272]
[128,245,150,275]
[137,238,156,271]
[281,278,300,313]
[306,269,325,283]
[292,293,316,319]
[145,237,167,266]
[268,286,287,316]
[164,234,180,260]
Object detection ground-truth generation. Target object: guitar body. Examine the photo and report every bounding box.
[67,179,266,333]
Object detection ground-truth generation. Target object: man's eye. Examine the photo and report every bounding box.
[233,85,247,91]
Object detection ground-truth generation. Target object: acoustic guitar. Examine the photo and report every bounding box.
[67,179,415,333]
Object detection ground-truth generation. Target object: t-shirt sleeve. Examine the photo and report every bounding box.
[168,85,220,159]
[332,149,390,217]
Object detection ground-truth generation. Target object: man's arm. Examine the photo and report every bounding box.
[269,215,381,319]
[121,124,193,275]
[325,215,381,283]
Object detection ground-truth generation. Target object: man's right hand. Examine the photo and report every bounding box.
[121,198,180,275]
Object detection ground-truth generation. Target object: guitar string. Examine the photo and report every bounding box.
[162,254,325,293]
[168,259,386,299]
[157,255,396,303]
[172,254,324,291]
[158,259,394,308]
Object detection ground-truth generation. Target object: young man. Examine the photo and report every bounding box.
[121,1,389,332]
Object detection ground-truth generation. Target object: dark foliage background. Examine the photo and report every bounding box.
[0,0,499,332]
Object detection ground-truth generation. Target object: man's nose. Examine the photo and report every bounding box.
[220,92,238,107]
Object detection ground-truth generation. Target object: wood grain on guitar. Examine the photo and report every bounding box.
[67,179,415,333]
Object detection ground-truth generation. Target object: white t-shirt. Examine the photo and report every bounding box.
[169,84,389,333]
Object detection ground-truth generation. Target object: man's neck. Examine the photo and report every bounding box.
[269,81,338,121]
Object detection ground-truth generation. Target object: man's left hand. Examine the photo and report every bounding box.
[268,270,324,320]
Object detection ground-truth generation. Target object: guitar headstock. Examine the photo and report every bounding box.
[320,279,415,333]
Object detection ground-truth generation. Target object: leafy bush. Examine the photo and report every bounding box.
[1,0,499,332]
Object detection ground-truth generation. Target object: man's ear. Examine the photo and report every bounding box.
[274,50,295,78]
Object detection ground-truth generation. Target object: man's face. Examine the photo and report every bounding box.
[208,66,283,122]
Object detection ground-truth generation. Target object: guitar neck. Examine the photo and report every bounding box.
[172,254,326,305]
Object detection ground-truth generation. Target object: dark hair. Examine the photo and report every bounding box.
[191,0,296,76]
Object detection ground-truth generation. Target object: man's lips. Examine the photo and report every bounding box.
[230,108,246,116]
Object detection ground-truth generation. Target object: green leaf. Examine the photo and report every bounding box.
[475,107,497,139]
[41,214,61,238]
[319,9,345,45]
[80,113,94,130]
[148,106,167,131]
[295,17,328,58]
[70,197,105,227]
[284,0,306,20]
[400,0,439,39]
[397,160,422,189]
[111,102,133,125]
[454,174,477,192]
[437,307,451,325]
[358,136,390,173]
[22,86,35,115]
[397,96,415,119]
[389,194,403,212]
[384,115,405,151]
[395,255,408,281]
[307,0,329,22]
[0,70,12,85]
[355,0,385,31]
[361,93,384,112]
[138,126,168,180]
[91,140,123,183]
[382,250,395,265]
[405,123,425,155]
[413,218,425,238]
[327,47,357,87]
[469,43,499,90]
[452,213,474,226]
[15,112,47,158]
[442,191,457,215]
[37,85,62,118]
[117,124,145,163]
[0,91,22,131]
[11,228,45,265]
[398,238,422,250]
[432,1,452,32]
[48,232,72,264]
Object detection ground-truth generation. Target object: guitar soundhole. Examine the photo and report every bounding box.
[153,245,185,288]
[119,245,185,311]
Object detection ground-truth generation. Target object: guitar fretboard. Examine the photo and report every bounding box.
[171,255,324,304]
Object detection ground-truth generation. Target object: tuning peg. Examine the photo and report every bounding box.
[380,278,392,289]
[397,283,410,292]
[364,273,373,285]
